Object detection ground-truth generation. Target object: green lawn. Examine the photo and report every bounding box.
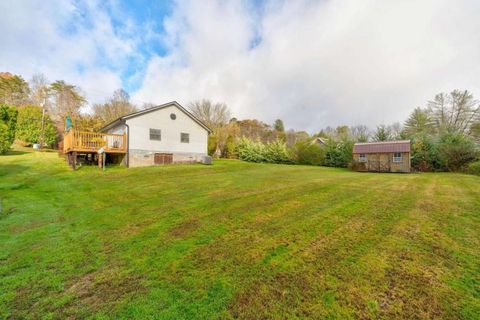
[0,148,479,319]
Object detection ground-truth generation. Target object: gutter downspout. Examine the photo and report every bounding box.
[124,120,130,168]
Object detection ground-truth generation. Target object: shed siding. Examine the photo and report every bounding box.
[353,152,410,173]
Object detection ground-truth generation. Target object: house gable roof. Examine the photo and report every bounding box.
[100,101,212,133]
[353,140,411,154]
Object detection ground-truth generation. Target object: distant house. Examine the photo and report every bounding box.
[64,101,212,168]
[352,140,411,173]
[315,137,328,147]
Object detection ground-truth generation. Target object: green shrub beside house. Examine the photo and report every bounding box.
[0,104,18,154]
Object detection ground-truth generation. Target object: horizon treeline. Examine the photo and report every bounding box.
[1,72,479,173]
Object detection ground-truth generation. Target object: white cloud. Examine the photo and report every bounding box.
[134,0,480,132]
[0,0,133,104]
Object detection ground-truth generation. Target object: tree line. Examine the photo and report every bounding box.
[189,91,480,174]
[1,71,479,173]
[0,72,139,153]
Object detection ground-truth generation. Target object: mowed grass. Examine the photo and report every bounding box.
[0,148,479,319]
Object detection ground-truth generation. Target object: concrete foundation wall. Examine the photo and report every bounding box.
[128,149,207,167]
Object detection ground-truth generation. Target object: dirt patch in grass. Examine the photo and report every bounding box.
[228,271,313,319]
[61,267,146,316]
[379,265,445,319]
[9,220,48,233]
[168,216,199,238]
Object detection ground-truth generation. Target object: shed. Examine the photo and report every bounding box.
[352,140,411,173]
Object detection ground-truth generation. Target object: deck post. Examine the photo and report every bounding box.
[98,153,102,169]
[72,151,77,170]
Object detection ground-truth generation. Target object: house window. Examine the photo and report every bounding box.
[393,152,402,162]
[359,153,367,162]
[150,129,161,141]
[181,133,189,143]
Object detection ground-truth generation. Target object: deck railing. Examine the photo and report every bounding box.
[63,129,127,153]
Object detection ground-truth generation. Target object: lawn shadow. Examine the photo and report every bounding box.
[2,150,30,156]
[0,164,29,178]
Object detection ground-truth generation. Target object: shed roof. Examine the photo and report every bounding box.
[353,140,410,154]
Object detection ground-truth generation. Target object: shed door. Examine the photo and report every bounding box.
[154,153,173,165]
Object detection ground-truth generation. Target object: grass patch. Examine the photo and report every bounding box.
[0,147,479,319]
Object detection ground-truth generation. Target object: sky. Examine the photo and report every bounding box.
[1,0,480,132]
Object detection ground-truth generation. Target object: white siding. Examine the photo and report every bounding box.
[106,123,126,135]
[126,105,208,154]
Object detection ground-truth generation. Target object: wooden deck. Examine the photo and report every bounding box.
[63,129,127,154]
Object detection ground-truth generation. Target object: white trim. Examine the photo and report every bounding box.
[393,152,402,162]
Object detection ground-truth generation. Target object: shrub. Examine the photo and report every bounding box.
[15,105,57,147]
[208,135,217,156]
[437,132,477,171]
[467,161,480,176]
[410,134,441,171]
[0,104,18,154]
[264,140,292,164]
[237,137,292,164]
[292,139,324,165]
[223,135,237,159]
[323,140,354,168]
[237,138,266,163]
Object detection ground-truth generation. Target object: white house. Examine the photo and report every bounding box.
[101,101,212,167]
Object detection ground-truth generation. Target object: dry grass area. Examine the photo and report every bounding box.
[0,147,479,319]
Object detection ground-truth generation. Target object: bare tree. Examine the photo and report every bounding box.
[93,89,138,124]
[389,122,403,140]
[188,99,231,130]
[29,73,49,107]
[141,102,156,110]
[349,125,370,142]
[428,90,480,135]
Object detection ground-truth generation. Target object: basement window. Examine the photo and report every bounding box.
[181,133,190,143]
[359,153,367,162]
[149,129,161,141]
[393,152,402,162]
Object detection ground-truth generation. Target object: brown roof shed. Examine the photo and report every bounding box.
[353,140,411,154]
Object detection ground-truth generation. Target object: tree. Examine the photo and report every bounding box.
[48,80,85,122]
[29,74,49,107]
[323,139,354,168]
[428,90,480,135]
[410,134,441,171]
[471,121,480,143]
[389,122,404,140]
[93,89,138,125]
[373,125,392,141]
[292,138,325,165]
[273,119,285,132]
[403,107,435,137]
[76,114,104,132]
[15,106,57,147]
[0,72,30,106]
[0,104,18,154]
[437,132,477,171]
[188,99,231,130]
[350,125,370,142]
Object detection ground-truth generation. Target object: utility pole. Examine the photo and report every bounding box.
[40,97,46,149]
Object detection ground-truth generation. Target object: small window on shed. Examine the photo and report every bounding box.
[181,133,189,143]
[359,153,367,162]
[393,152,402,162]
[150,129,161,141]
